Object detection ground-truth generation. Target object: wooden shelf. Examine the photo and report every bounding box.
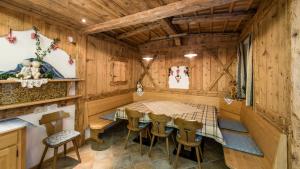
[0,79,84,84]
[0,95,82,111]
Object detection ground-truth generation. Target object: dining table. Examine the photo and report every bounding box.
[114,100,224,145]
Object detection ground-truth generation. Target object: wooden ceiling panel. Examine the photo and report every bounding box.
[0,0,261,46]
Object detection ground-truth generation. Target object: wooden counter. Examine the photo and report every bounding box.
[0,118,28,169]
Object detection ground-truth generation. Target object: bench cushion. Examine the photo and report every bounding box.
[139,122,150,129]
[45,130,80,147]
[99,112,116,121]
[222,130,263,156]
[165,127,174,134]
[219,118,248,132]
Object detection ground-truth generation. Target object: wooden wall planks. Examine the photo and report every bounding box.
[240,0,290,133]
[85,36,142,100]
[240,0,291,168]
[139,34,239,97]
[0,7,88,143]
[290,0,300,168]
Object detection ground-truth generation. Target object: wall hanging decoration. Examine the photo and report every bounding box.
[68,56,74,65]
[0,27,76,82]
[6,29,17,44]
[168,66,189,89]
[33,26,60,62]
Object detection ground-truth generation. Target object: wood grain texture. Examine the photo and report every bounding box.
[219,99,242,120]
[0,7,88,143]
[85,36,142,99]
[0,0,260,46]
[82,0,240,34]
[240,105,287,169]
[240,0,290,133]
[86,93,133,117]
[172,10,256,25]
[133,92,220,108]
[289,0,300,168]
[139,34,238,97]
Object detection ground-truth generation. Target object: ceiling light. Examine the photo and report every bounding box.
[184,53,197,58]
[143,57,153,61]
[81,18,86,23]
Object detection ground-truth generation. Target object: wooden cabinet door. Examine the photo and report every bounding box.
[0,145,17,169]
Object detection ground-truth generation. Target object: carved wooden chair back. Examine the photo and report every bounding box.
[174,118,203,145]
[125,108,143,131]
[149,113,172,137]
[39,111,70,136]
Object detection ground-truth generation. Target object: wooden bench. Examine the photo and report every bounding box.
[222,103,287,169]
[218,99,242,121]
[86,93,133,143]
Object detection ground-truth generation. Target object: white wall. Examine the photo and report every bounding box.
[0,29,75,78]
[19,104,76,169]
[0,29,78,168]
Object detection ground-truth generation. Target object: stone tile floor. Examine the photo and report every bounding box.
[42,122,229,169]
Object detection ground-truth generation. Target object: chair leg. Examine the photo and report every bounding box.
[173,143,182,169]
[147,128,152,140]
[195,147,202,169]
[72,140,81,162]
[124,130,131,149]
[171,134,177,151]
[166,137,170,164]
[148,135,155,157]
[63,144,67,157]
[199,145,203,159]
[52,147,58,169]
[139,131,143,155]
[38,145,48,169]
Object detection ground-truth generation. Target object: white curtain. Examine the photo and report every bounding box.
[236,34,253,106]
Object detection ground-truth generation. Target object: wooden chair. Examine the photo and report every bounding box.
[173,118,203,169]
[148,113,175,163]
[38,111,81,169]
[124,108,150,155]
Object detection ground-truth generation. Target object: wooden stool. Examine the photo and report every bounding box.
[124,108,150,155]
[173,118,203,169]
[38,111,81,169]
[148,112,175,163]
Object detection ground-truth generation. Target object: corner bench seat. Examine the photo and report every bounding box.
[220,101,287,169]
[89,114,116,143]
[224,148,264,169]
[86,93,134,143]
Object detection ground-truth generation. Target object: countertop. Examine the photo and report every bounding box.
[0,118,31,134]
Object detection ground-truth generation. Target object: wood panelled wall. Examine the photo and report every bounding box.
[289,0,300,168]
[139,34,238,97]
[85,36,142,100]
[241,0,291,168]
[0,6,88,139]
[240,0,290,132]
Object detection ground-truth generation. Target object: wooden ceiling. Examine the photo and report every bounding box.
[0,0,260,46]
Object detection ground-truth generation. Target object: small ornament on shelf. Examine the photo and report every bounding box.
[224,80,238,104]
[136,81,144,96]
[6,29,17,44]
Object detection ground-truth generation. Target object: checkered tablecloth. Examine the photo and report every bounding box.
[115,100,224,144]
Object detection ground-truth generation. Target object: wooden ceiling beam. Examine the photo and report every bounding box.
[172,10,256,25]
[94,33,139,52]
[82,0,240,34]
[160,19,182,46]
[149,32,238,41]
[116,22,161,39]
